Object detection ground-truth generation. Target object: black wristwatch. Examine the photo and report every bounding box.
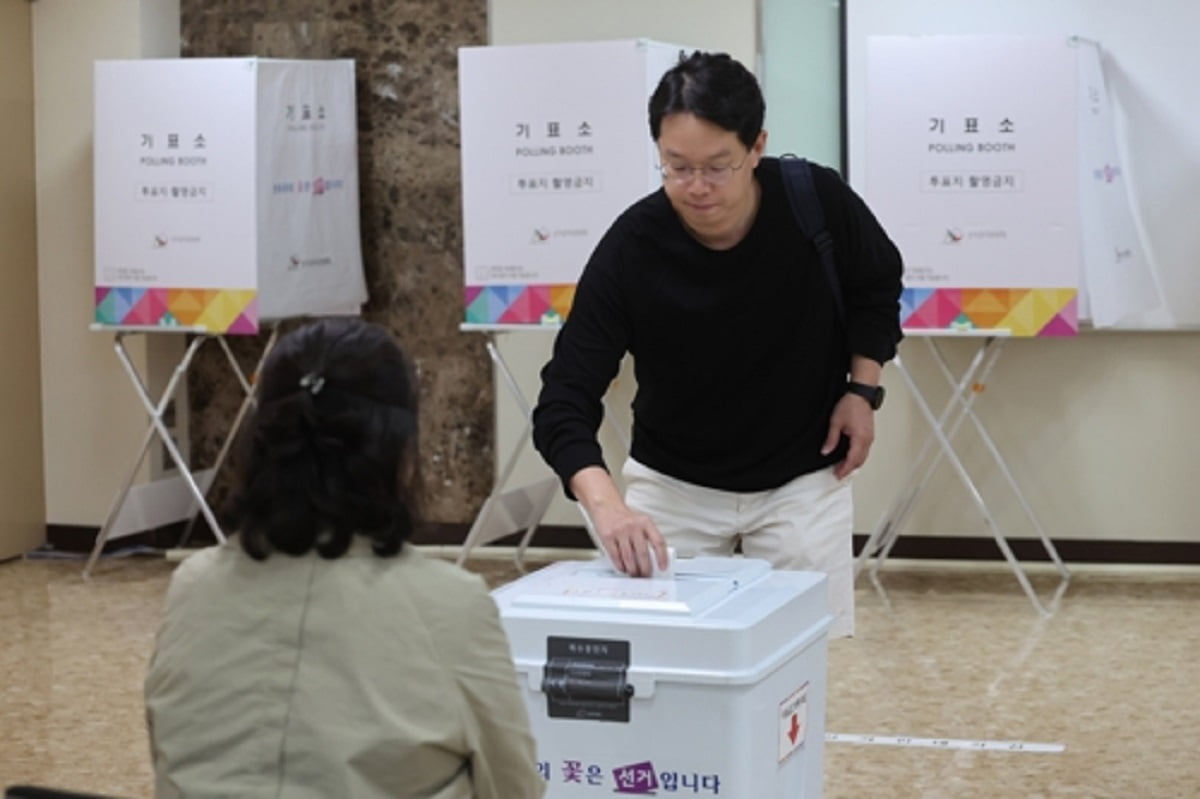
[845,381,885,410]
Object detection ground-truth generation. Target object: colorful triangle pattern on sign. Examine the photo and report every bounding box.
[94,287,259,334]
[464,284,578,325]
[901,287,1077,336]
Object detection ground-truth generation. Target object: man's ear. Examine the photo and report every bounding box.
[751,129,768,163]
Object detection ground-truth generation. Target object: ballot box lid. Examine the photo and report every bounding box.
[496,557,770,617]
[492,557,831,681]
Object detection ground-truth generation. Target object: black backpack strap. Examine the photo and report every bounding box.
[779,155,845,326]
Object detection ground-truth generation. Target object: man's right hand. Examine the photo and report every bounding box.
[570,466,669,578]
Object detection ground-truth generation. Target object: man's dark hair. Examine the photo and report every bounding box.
[224,317,420,560]
[648,50,765,150]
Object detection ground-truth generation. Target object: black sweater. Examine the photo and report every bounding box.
[532,157,903,495]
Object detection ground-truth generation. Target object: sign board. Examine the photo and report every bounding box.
[458,39,683,327]
[863,36,1079,336]
[94,58,367,334]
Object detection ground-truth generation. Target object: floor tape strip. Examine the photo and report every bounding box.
[826,732,1066,754]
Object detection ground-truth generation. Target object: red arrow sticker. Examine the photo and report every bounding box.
[779,683,809,763]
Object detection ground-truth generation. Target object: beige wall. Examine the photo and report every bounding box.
[857,334,1200,543]
[33,0,182,527]
[0,0,46,559]
[486,0,1200,546]
[488,0,757,62]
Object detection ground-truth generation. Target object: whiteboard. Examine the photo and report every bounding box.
[844,0,1200,330]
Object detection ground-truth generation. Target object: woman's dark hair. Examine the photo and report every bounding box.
[224,317,420,560]
[648,51,765,150]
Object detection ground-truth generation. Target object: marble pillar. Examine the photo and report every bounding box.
[182,0,492,526]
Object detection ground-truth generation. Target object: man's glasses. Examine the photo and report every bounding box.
[658,155,750,187]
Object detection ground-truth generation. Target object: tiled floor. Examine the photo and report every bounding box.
[1,553,1197,798]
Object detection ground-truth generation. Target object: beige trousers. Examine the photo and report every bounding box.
[622,458,855,637]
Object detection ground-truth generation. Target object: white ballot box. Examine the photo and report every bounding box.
[492,557,832,798]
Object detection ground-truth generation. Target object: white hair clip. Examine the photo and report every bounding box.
[299,372,326,395]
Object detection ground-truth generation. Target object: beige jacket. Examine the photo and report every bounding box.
[145,539,545,799]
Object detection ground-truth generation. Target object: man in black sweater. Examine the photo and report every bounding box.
[532,51,902,636]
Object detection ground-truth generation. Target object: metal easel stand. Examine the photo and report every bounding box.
[84,331,216,578]
[456,330,623,571]
[175,325,280,548]
[82,326,280,578]
[854,335,1070,617]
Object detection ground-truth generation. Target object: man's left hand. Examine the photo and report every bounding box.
[821,392,876,479]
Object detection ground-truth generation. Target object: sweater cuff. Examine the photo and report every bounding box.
[848,327,902,366]
[551,442,608,502]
